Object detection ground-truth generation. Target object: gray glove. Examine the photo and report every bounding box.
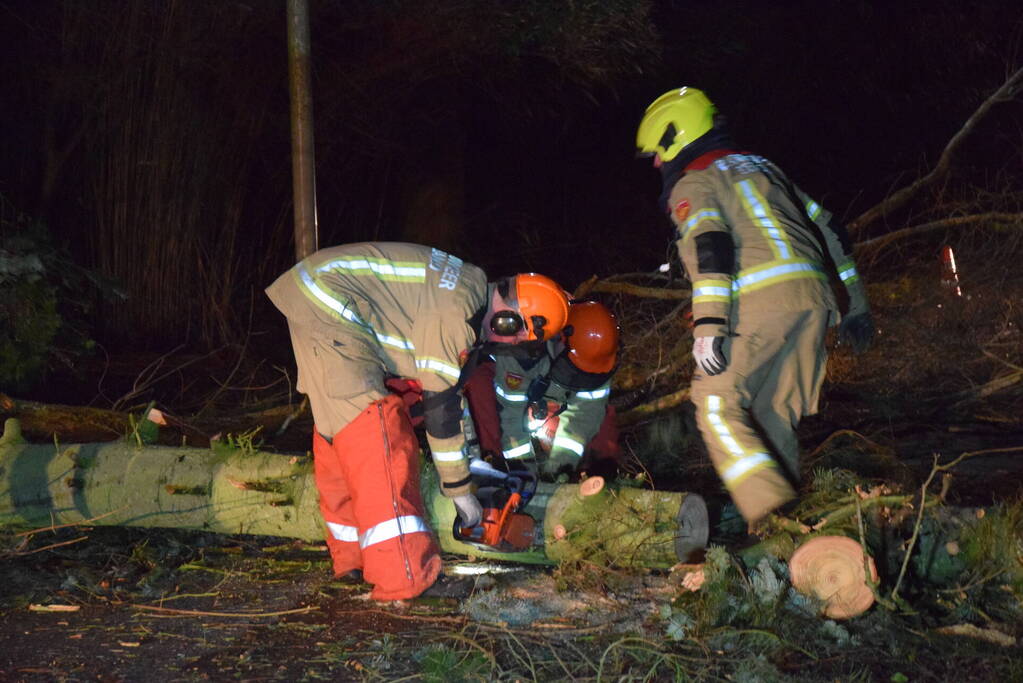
[693,336,727,375]
[452,493,482,528]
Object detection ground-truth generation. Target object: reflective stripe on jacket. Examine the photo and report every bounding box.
[493,342,609,464]
[668,152,863,337]
[266,242,487,490]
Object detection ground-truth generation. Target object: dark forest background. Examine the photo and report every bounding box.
[1,0,1021,399]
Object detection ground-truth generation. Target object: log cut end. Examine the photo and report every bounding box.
[579,476,605,497]
[789,535,878,620]
[1,417,25,445]
[674,493,709,563]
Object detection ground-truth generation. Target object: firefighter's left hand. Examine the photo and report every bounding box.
[839,312,874,354]
[693,336,727,375]
[452,493,483,528]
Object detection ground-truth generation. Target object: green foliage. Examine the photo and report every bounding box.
[0,199,122,393]
[960,501,1023,591]
[210,426,265,457]
[416,643,490,683]
[125,401,161,446]
[0,228,60,393]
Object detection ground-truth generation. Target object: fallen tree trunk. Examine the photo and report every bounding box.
[1,418,709,569]
[0,417,323,540]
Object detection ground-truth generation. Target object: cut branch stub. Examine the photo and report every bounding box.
[789,535,879,619]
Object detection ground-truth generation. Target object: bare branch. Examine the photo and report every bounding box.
[617,387,690,426]
[854,212,1023,254]
[849,66,1023,235]
[574,275,691,300]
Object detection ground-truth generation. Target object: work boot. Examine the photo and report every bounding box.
[336,569,365,585]
[418,574,475,599]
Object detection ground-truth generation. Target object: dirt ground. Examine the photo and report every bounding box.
[2,234,1023,681]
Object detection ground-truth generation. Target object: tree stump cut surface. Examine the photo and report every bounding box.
[789,535,878,619]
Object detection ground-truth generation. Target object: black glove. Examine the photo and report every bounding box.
[838,312,874,354]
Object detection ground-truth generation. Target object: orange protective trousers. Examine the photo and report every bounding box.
[312,393,441,600]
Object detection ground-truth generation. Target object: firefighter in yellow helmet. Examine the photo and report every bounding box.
[636,88,873,524]
[266,242,569,599]
[462,300,624,480]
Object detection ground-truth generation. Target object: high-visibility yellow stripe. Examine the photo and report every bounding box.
[294,264,416,352]
[704,395,775,488]
[732,260,826,295]
[415,357,461,380]
[805,199,823,220]
[838,260,859,284]
[679,209,723,242]
[736,180,792,260]
[318,257,427,283]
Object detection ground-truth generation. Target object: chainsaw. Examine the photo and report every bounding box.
[453,458,538,553]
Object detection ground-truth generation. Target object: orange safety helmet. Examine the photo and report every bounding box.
[563,300,619,374]
[490,273,570,342]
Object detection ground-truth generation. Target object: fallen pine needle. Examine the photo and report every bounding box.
[29,604,80,612]
[934,623,1016,647]
[132,604,319,618]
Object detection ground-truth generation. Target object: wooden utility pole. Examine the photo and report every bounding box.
[286,0,318,261]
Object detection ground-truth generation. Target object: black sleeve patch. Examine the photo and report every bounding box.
[422,388,462,439]
[695,232,734,273]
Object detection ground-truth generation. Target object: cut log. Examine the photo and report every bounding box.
[2,418,710,569]
[788,535,879,619]
[0,417,323,540]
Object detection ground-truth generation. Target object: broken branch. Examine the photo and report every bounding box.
[849,65,1023,235]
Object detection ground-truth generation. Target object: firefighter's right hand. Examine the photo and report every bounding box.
[693,336,727,376]
[452,493,483,528]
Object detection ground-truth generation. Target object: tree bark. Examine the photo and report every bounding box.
[2,418,709,569]
[0,418,323,540]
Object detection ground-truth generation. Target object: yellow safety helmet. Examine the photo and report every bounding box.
[635,87,716,163]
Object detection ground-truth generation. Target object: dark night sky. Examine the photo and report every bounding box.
[1,0,1021,358]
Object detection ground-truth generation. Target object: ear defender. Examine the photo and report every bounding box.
[529,315,548,342]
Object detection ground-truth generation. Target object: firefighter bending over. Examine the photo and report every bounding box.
[636,87,874,524]
[266,242,569,600]
[462,300,624,481]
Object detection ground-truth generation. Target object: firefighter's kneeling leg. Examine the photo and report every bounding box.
[313,430,363,576]
[333,394,442,600]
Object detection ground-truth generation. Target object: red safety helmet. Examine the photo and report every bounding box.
[563,301,619,374]
[489,274,570,342]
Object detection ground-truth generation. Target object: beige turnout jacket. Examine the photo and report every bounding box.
[266,242,488,496]
[668,151,866,337]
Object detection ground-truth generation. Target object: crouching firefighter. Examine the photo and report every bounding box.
[266,242,570,599]
[462,299,624,481]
